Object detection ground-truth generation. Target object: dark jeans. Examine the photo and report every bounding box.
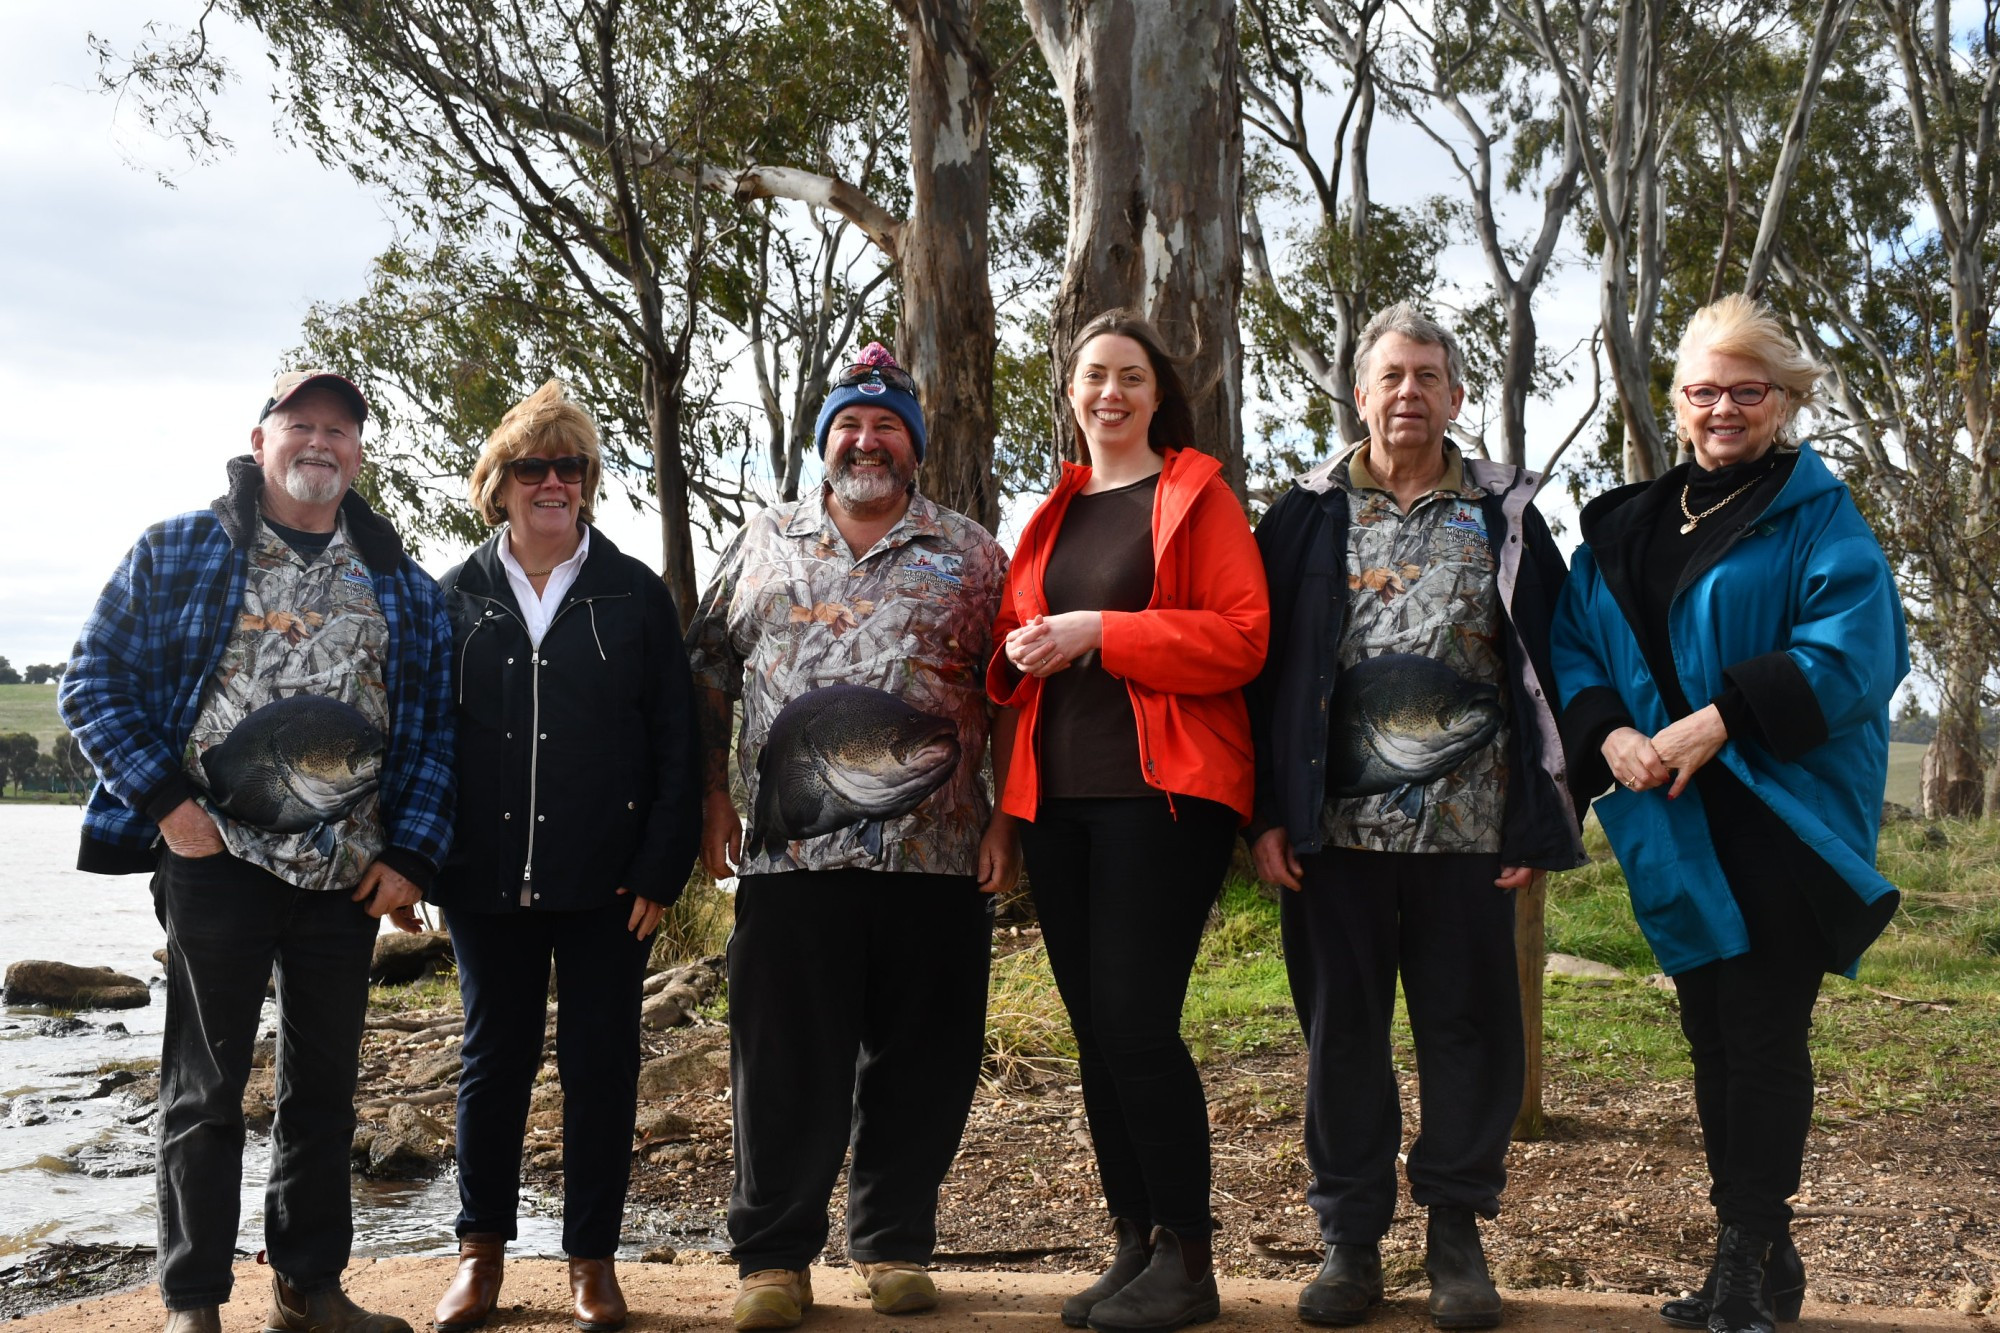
[1280,847,1522,1244]
[726,870,992,1276]
[1018,795,1237,1237]
[445,899,651,1257]
[1672,828,1832,1244]
[151,850,379,1310]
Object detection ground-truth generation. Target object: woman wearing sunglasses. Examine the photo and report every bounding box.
[988,312,1267,1333]
[429,380,702,1333]
[1550,296,1906,1333]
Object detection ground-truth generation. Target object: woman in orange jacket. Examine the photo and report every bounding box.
[989,310,1269,1333]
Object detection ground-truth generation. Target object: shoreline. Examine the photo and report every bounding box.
[7,1256,1978,1332]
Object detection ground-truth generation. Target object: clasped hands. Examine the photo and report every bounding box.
[1601,705,1728,799]
[1004,612,1103,677]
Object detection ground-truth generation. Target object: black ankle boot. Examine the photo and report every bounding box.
[1660,1233,1804,1329]
[1299,1243,1383,1326]
[1085,1227,1219,1333]
[1064,1219,1152,1328]
[1707,1226,1776,1333]
[1424,1206,1501,1330]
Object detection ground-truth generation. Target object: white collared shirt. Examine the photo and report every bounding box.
[498,523,592,648]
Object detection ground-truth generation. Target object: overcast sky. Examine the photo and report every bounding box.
[0,3,1608,674]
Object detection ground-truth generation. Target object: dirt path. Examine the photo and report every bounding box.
[9,1256,1975,1333]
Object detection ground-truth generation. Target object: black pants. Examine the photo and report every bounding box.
[444,898,651,1258]
[1280,847,1522,1244]
[1672,828,1831,1244]
[726,869,992,1276]
[151,850,380,1310]
[1019,796,1237,1237]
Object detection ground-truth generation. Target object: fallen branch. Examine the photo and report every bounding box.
[1862,984,1954,1010]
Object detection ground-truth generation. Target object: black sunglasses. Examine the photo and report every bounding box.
[505,455,589,485]
[835,363,918,395]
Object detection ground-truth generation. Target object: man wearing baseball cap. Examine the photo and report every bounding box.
[685,343,1019,1330]
[61,370,456,1333]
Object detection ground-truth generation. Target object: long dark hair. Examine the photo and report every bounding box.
[1061,310,1196,461]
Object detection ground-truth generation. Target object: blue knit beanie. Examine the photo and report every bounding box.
[814,343,927,462]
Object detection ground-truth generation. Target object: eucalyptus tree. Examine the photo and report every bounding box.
[1023,0,1248,491]
[1377,0,1588,470]
[1238,0,1390,451]
[1871,0,2000,815]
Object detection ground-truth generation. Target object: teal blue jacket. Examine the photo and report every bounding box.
[1550,444,1907,975]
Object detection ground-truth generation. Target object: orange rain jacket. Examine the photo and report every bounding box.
[987,447,1271,823]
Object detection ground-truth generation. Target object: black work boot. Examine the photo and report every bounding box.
[1063,1218,1152,1328]
[1424,1207,1502,1330]
[1706,1226,1776,1333]
[1085,1227,1219,1333]
[1660,1232,1804,1329]
[1298,1243,1383,1326]
[264,1276,414,1333]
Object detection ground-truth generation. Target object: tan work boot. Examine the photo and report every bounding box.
[850,1261,938,1315]
[263,1276,413,1333]
[733,1268,813,1331]
[163,1309,222,1333]
[434,1234,505,1332]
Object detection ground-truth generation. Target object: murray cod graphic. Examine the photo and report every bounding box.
[752,684,963,859]
[201,694,386,844]
[1328,653,1503,820]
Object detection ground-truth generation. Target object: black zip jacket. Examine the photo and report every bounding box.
[1246,452,1586,870]
[432,527,702,913]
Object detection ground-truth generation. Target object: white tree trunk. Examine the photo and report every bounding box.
[1025,0,1247,491]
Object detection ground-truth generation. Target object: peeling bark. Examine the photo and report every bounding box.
[899,0,1001,531]
[1025,0,1247,492]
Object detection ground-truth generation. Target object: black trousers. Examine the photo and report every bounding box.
[1018,796,1237,1237]
[1671,827,1831,1244]
[1280,847,1522,1244]
[151,850,379,1310]
[444,898,651,1258]
[726,869,992,1275]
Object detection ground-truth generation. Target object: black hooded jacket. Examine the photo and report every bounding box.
[432,527,701,912]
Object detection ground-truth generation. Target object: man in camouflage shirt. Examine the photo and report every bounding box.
[62,371,454,1333]
[1247,305,1583,1330]
[685,344,1019,1331]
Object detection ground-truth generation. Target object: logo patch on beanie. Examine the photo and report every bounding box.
[858,381,886,395]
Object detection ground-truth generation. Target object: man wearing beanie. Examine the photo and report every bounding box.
[685,343,1020,1331]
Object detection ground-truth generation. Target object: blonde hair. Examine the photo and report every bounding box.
[1672,295,1826,424]
[467,379,604,525]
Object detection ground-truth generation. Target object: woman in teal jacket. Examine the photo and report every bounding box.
[1550,296,1906,1333]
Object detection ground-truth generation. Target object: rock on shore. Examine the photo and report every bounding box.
[3,961,150,1010]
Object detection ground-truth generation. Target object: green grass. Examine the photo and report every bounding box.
[1886,740,1924,809]
[1538,815,2000,1112]
[0,683,62,751]
[980,814,2000,1120]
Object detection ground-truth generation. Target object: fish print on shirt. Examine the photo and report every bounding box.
[685,488,1007,877]
[183,519,391,891]
[1321,444,1511,854]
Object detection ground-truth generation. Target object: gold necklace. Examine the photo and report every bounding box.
[1678,476,1761,534]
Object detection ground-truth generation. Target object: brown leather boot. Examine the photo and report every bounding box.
[568,1257,628,1332]
[434,1234,506,1332]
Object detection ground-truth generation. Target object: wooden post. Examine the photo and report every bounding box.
[1511,871,1548,1140]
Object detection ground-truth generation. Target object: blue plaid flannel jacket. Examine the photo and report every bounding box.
[59,457,457,880]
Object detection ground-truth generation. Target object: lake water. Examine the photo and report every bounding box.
[0,804,597,1269]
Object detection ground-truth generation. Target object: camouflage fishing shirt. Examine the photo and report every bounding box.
[1322,441,1510,854]
[685,486,1008,877]
[184,517,391,891]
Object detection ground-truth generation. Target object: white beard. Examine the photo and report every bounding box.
[828,458,912,507]
[281,460,347,506]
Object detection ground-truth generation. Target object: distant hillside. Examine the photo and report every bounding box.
[0,683,61,751]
